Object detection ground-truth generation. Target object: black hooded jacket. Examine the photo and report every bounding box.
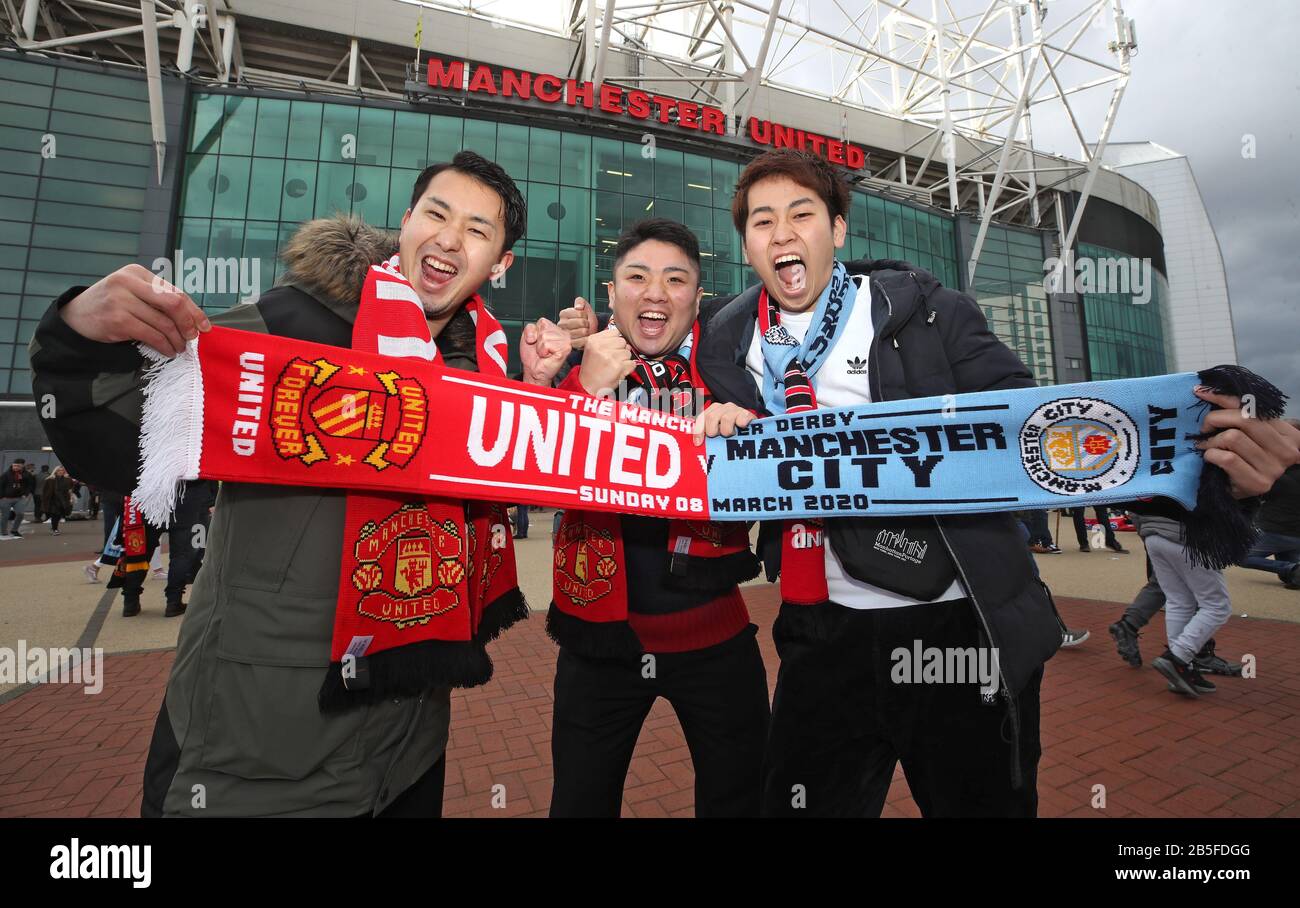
[695,258,1062,700]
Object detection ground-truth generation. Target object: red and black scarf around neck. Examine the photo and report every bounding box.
[317,255,527,712]
[546,322,758,656]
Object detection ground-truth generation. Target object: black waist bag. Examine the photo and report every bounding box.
[827,516,959,601]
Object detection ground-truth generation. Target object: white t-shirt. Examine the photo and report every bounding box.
[744,276,966,609]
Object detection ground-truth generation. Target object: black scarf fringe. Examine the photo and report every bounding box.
[475,587,530,645]
[545,602,644,660]
[318,638,493,714]
[665,550,762,592]
[1181,365,1289,569]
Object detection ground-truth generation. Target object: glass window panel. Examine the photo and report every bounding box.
[246,158,285,221]
[684,202,712,251]
[428,115,462,163]
[496,123,529,183]
[625,194,654,228]
[0,296,19,318]
[712,208,736,262]
[711,158,738,199]
[318,104,359,164]
[594,190,622,246]
[393,112,429,169]
[211,155,251,220]
[461,118,496,159]
[180,152,218,218]
[351,165,390,225]
[253,98,290,158]
[286,101,322,159]
[652,198,683,226]
[592,138,624,191]
[525,181,559,243]
[653,147,683,203]
[555,243,591,310]
[523,240,557,320]
[242,221,280,298]
[278,160,317,223]
[560,132,590,187]
[5,81,52,109]
[557,185,590,246]
[220,96,255,156]
[683,153,711,207]
[315,163,354,218]
[518,129,558,187]
[206,220,246,310]
[356,108,394,167]
[388,167,418,228]
[187,94,223,152]
[624,141,652,196]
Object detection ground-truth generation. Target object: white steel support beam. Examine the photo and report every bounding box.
[176,0,197,71]
[21,0,38,40]
[347,36,359,88]
[139,0,166,184]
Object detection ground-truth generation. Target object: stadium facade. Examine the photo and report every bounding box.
[1,0,1210,453]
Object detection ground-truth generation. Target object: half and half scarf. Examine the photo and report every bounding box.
[755,262,862,605]
[548,321,758,656]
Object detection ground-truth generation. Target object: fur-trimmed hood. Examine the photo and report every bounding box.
[277,214,398,305]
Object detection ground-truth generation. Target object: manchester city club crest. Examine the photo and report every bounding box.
[1019,397,1140,495]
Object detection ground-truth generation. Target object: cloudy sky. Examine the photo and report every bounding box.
[1100,0,1300,415]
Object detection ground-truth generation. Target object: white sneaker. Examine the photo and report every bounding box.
[150,567,166,580]
[84,563,100,583]
[0,534,14,541]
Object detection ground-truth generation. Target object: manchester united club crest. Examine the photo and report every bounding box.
[350,504,465,628]
[269,356,428,471]
[553,519,618,608]
[1019,397,1140,495]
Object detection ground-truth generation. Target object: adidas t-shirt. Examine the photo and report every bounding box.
[743,276,967,610]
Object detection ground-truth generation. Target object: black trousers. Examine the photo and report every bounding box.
[1072,506,1118,548]
[550,624,770,817]
[762,599,1042,818]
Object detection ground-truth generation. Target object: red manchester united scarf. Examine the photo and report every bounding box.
[316,255,525,710]
[546,325,759,656]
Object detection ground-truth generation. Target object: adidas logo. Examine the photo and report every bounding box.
[845,356,868,375]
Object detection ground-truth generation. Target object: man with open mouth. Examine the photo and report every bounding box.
[692,149,1298,817]
[29,151,569,818]
[544,218,769,817]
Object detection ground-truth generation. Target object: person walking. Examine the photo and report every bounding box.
[40,466,74,535]
[1138,513,1234,698]
[0,459,35,539]
[1071,505,1129,553]
[33,464,49,524]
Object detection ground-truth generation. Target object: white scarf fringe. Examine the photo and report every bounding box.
[132,338,205,525]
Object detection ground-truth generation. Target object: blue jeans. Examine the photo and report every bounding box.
[1238,531,1300,577]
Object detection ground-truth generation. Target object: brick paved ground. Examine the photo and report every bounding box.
[1,590,1297,818]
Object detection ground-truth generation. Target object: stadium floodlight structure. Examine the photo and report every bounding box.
[554,0,1139,282]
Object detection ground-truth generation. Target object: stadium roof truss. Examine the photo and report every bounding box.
[5,0,1137,280]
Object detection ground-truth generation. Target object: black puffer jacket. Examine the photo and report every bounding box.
[696,259,1061,700]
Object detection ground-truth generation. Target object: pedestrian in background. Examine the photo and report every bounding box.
[41,466,74,535]
[1071,505,1129,554]
[0,458,35,539]
[33,464,49,524]
[1137,513,1234,698]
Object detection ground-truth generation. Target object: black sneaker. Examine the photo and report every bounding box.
[1152,649,1200,698]
[122,598,141,618]
[1186,665,1217,694]
[1193,638,1243,677]
[1107,543,1130,554]
[1109,620,1142,668]
[1079,544,1091,552]
[1283,564,1300,590]
[164,600,187,618]
[1061,627,1090,647]
[1043,544,1062,554]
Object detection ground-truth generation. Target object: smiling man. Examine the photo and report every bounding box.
[694,149,1298,817]
[30,151,569,817]
[545,219,769,817]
